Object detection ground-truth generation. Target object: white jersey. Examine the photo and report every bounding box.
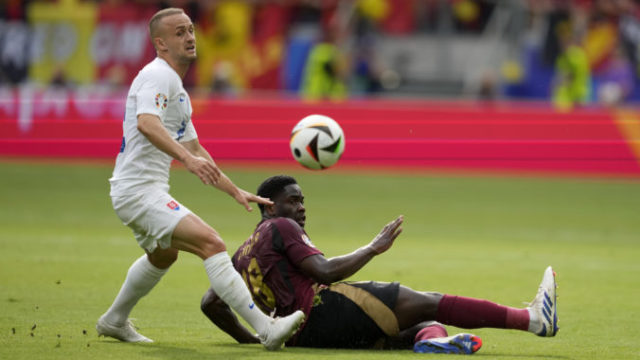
[110,57,198,196]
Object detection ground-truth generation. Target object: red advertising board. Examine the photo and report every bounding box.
[1,89,640,177]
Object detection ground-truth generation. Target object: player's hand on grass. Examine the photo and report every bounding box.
[234,188,274,212]
[184,155,221,185]
[368,216,403,255]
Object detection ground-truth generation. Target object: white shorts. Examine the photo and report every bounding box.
[111,188,192,253]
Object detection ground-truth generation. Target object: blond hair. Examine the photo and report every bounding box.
[149,7,185,38]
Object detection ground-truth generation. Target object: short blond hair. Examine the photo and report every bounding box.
[149,7,185,38]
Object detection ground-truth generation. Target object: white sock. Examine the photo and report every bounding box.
[527,307,540,333]
[204,252,271,336]
[102,255,168,325]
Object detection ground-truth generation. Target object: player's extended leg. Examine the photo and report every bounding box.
[171,213,304,350]
[435,267,558,337]
[394,266,558,338]
[97,248,178,342]
[393,287,442,330]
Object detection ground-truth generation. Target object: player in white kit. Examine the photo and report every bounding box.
[96,8,304,350]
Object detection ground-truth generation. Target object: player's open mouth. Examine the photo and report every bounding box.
[298,216,306,226]
[186,45,195,52]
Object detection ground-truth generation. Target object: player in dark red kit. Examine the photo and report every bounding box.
[201,176,558,354]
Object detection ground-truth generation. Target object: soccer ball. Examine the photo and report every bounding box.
[290,114,345,170]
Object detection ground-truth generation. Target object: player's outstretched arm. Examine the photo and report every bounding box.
[200,288,260,344]
[183,140,273,212]
[299,216,403,284]
[137,114,221,185]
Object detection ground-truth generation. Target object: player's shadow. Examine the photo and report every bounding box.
[138,343,287,360]
[103,341,573,359]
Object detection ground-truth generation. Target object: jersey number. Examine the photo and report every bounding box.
[242,258,276,310]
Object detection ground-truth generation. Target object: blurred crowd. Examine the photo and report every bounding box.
[507,0,640,109]
[2,0,640,107]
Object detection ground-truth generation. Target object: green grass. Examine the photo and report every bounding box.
[1,159,639,359]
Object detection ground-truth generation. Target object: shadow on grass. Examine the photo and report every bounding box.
[92,340,573,359]
[473,353,572,359]
[136,342,424,359]
[136,343,300,360]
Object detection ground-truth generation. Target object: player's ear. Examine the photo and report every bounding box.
[154,37,167,52]
[265,203,276,217]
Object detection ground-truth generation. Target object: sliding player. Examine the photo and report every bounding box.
[200,175,558,354]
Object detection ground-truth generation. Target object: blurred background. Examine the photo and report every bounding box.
[2,0,640,105]
[2,0,640,176]
[2,4,639,359]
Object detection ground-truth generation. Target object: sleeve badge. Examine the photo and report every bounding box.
[301,234,315,248]
[155,93,168,110]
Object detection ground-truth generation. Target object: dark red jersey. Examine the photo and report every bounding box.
[232,218,323,318]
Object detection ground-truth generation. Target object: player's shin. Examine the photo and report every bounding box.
[436,295,529,331]
[102,254,168,325]
[203,252,271,335]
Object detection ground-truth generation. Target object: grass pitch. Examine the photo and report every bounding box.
[1,159,639,359]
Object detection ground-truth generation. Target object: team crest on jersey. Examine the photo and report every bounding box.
[155,93,168,110]
[166,200,180,211]
[301,234,315,248]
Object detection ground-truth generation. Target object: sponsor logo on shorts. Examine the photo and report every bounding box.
[155,93,168,110]
[167,200,180,211]
[248,303,255,310]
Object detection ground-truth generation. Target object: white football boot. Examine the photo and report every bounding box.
[527,266,558,337]
[259,310,305,351]
[96,315,153,343]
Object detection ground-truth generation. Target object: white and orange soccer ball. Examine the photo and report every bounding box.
[289,114,345,170]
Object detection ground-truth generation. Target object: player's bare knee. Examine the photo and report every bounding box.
[147,249,178,269]
[200,231,227,257]
[200,288,216,313]
[201,288,227,315]
[422,291,444,306]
